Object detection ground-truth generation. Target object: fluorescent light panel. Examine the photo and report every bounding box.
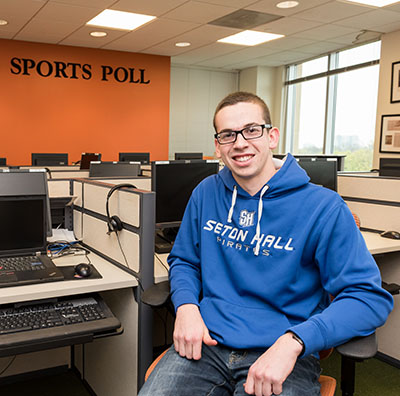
[86,9,155,31]
[342,0,400,6]
[218,30,284,46]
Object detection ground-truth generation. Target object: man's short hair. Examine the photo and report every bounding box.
[213,91,272,131]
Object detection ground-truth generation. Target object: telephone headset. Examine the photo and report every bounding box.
[105,183,137,234]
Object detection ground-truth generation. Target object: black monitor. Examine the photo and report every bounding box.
[152,160,219,228]
[89,161,141,177]
[379,158,400,177]
[297,158,337,191]
[79,153,102,170]
[31,153,68,166]
[174,152,203,160]
[0,158,6,166]
[119,152,150,165]
[0,169,52,236]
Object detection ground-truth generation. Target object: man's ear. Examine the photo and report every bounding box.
[268,127,280,150]
[214,139,222,158]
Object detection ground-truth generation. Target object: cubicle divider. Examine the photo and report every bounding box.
[338,173,400,232]
[71,178,155,391]
[338,173,400,364]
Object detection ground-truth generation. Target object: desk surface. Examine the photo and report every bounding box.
[0,253,138,305]
[361,231,400,255]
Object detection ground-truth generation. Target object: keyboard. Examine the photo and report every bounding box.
[0,295,121,357]
[0,256,45,272]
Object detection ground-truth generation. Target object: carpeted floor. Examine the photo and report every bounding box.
[320,350,400,396]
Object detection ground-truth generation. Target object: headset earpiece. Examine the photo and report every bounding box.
[108,215,123,233]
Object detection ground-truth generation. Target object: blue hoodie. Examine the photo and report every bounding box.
[168,154,393,357]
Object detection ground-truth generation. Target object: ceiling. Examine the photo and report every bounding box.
[1,0,400,70]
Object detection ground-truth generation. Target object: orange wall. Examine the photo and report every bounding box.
[0,39,170,165]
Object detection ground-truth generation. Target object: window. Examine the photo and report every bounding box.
[284,41,380,171]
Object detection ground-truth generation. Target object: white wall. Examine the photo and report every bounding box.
[169,66,238,159]
[374,29,400,168]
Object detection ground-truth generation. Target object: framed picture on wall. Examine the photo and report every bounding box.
[380,114,400,153]
[391,61,400,103]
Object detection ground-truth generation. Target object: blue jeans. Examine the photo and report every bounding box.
[139,344,321,396]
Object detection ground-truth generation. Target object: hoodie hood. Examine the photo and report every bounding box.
[218,153,310,255]
[218,153,310,199]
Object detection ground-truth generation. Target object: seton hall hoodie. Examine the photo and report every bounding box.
[168,154,393,357]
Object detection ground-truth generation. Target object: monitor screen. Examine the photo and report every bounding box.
[119,152,150,164]
[174,152,203,160]
[152,160,219,227]
[297,158,337,191]
[32,153,68,166]
[379,158,400,177]
[89,161,141,177]
[80,153,102,170]
[0,196,46,254]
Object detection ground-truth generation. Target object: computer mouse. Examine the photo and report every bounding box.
[74,263,93,278]
[380,230,400,240]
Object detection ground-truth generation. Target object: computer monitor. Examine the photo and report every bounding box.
[79,153,102,170]
[31,153,68,166]
[89,161,141,177]
[119,152,150,165]
[379,158,400,177]
[152,160,219,228]
[297,158,338,192]
[0,169,52,236]
[174,152,203,160]
[0,158,6,166]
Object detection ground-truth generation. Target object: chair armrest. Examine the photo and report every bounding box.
[336,333,377,361]
[141,281,171,308]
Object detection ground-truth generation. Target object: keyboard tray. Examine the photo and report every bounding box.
[0,294,122,357]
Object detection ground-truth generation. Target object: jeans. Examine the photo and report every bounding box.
[139,344,321,396]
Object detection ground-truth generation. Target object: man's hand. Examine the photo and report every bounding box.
[244,333,303,396]
[173,304,217,360]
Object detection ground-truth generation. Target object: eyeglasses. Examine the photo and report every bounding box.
[214,124,271,145]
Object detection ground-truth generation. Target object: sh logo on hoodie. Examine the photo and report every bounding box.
[239,210,255,227]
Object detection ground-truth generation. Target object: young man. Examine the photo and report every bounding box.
[139,92,393,396]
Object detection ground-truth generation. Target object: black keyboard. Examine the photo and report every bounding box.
[0,256,45,271]
[0,295,121,357]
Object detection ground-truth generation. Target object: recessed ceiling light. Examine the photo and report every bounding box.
[90,31,107,38]
[218,31,284,46]
[175,42,191,47]
[341,0,400,6]
[276,1,299,9]
[86,9,156,31]
[0,19,8,26]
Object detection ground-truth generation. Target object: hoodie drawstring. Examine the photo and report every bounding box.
[254,185,269,256]
[227,185,237,223]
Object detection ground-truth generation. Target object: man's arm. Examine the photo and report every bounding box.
[173,304,217,360]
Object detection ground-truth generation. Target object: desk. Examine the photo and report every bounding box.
[361,231,400,255]
[0,253,142,395]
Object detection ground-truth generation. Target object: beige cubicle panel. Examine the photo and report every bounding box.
[338,173,400,232]
[71,179,155,394]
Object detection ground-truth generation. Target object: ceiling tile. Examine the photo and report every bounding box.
[48,0,115,7]
[335,9,400,29]
[294,24,358,41]
[293,1,371,23]
[103,18,199,52]
[59,25,128,48]
[295,40,346,55]
[111,0,188,17]
[161,0,236,24]
[34,1,100,24]
[257,17,322,36]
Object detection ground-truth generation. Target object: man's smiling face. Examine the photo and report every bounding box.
[214,101,279,195]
